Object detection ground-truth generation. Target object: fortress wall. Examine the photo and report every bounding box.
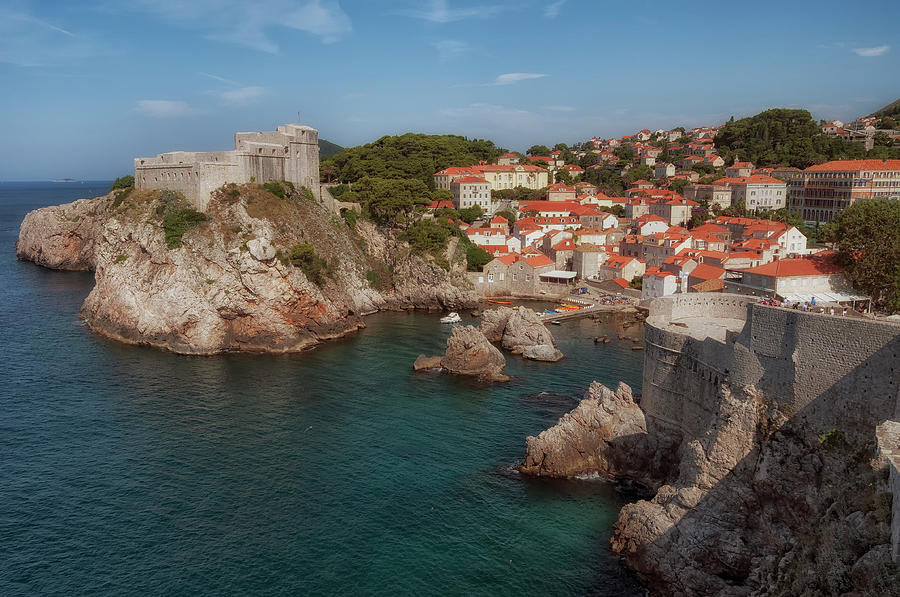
[736,305,900,434]
[134,163,200,206]
[642,294,900,441]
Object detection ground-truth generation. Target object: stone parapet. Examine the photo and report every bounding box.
[876,420,900,564]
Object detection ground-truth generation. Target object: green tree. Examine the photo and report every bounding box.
[495,208,517,223]
[111,175,134,190]
[554,169,574,184]
[322,133,506,188]
[465,244,493,271]
[457,204,483,224]
[828,200,900,311]
[624,165,653,185]
[668,179,689,194]
[353,177,430,228]
[527,144,551,156]
[431,188,454,205]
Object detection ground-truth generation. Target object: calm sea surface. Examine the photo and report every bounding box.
[0,182,644,596]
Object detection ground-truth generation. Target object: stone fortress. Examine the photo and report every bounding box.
[641,293,900,561]
[134,124,322,211]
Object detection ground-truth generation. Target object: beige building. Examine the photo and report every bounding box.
[788,159,900,224]
[450,176,491,211]
[434,164,549,192]
[135,123,320,210]
[684,184,733,209]
[714,174,787,212]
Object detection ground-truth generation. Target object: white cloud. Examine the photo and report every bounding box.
[852,45,890,57]
[543,105,574,112]
[0,7,96,66]
[398,0,504,23]
[120,0,351,52]
[136,100,197,118]
[432,39,470,61]
[219,86,267,105]
[494,72,548,85]
[544,0,566,18]
[200,72,241,86]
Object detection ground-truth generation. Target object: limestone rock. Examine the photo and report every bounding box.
[522,344,564,362]
[247,237,276,261]
[17,184,477,355]
[15,193,113,270]
[440,325,509,382]
[478,306,564,360]
[413,354,442,371]
[520,382,647,478]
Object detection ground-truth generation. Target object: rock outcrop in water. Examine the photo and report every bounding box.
[479,307,563,362]
[15,193,114,271]
[17,184,476,354]
[440,325,509,382]
[520,382,651,479]
[520,293,900,596]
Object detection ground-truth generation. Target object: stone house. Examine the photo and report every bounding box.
[451,176,492,211]
[642,268,678,299]
[473,253,557,297]
[546,183,577,202]
[598,255,646,282]
[723,252,854,302]
[654,162,676,178]
[572,244,605,278]
[684,183,733,209]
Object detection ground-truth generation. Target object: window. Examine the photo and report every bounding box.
[499,273,505,281]
[488,273,494,283]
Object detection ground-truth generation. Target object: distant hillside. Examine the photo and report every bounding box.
[870,98,900,118]
[320,133,506,188]
[714,108,867,168]
[318,139,343,159]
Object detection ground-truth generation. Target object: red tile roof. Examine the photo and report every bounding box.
[455,176,489,184]
[688,263,726,281]
[805,159,900,172]
[741,254,842,277]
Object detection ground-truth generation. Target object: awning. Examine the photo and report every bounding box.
[540,270,578,280]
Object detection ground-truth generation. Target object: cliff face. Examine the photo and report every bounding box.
[521,296,900,596]
[15,193,114,271]
[17,185,476,354]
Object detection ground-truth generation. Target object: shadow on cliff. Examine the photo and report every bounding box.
[615,305,900,595]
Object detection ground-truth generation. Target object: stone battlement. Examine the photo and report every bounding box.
[642,294,900,438]
[134,124,320,211]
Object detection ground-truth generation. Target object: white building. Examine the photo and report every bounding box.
[450,176,491,211]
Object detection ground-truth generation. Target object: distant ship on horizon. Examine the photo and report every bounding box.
[50,178,78,183]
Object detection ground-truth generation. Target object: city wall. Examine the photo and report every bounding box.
[643,294,900,561]
[642,294,900,439]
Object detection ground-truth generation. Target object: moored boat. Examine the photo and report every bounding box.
[440,312,462,324]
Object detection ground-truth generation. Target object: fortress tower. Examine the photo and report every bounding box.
[134,124,320,210]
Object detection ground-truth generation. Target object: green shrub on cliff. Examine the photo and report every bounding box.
[288,243,335,286]
[263,181,286,199]
[111,175,134,191]
[162,209,208,249]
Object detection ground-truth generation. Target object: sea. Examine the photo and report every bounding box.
[0,182,645,596]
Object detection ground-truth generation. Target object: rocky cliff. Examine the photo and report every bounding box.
[520,295,900,596]
[17,184,476,354]
[479,306,564,362]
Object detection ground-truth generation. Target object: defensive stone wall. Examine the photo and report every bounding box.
[135,124,320,211]
[642,294,900,440]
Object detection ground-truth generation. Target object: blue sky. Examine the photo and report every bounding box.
[1,0,898,180]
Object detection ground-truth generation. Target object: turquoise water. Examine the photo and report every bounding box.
[0,183,644,596]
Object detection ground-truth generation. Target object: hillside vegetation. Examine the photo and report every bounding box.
[318,138,344,159]
[321,133,505,188]
[713,109,870,168]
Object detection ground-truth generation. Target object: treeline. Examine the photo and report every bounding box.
[714,108,899,168]
[321,133,506,189]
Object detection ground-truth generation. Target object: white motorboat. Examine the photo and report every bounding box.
[440,312,461,324]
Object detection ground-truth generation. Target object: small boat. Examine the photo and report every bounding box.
[440,312,462,324]
[550,320,562,325]
[543,309,559,315]
[488,300,512,305]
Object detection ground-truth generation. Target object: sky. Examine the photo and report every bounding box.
[1,0,898,180]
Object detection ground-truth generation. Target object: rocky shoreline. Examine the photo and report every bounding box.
[16,184,477,355]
